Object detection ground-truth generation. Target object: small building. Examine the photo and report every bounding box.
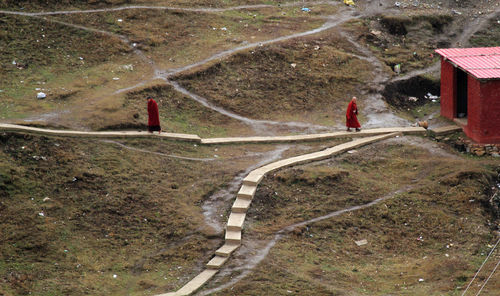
[435,47,500,144]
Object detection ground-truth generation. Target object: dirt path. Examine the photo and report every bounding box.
[2,2,498,295]
[339,31,410,128]
[3,1,350,133]
[3,0,498,133]
[168,81,331,134]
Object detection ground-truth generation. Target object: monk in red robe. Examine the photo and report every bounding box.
[346,96,361,132]
[147,96,161,133]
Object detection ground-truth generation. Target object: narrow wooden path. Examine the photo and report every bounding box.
[0,123,428,144]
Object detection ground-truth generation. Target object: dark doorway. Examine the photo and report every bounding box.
[456,68,468,118]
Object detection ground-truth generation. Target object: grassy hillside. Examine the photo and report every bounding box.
[0,132,239,295]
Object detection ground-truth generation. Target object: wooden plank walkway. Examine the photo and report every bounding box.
[0,123,202,142]
[428,125,462,136]
[0,123,426,145]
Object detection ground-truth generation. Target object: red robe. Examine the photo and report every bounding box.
[346,100,361,128]
[147,98,161,131]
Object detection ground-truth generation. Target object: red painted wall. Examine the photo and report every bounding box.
[440,58,456,119]
[464,78,500,143]
[465,77,481,141]
[479,80,500,143]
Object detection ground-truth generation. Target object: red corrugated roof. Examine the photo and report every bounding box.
[435,47,500,80]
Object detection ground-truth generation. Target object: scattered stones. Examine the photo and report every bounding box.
[454,137,500,157]
[37,92,47,99]
[122,64,134,71]
[355,239,368,246]
[32,155,47,161]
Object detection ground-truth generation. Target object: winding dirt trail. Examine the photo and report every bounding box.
[2,1,350,133]
[167,81,331,134]
[3,0,498,133]
[339,31,410,128]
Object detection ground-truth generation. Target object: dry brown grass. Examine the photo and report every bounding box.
[0,132,284,295]
[176,31,375,127]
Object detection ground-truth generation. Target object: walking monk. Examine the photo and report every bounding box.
[147,96,161,133]
[346,96,361,132]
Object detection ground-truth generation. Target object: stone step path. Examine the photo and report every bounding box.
[160,132,404,296]
[0,123,426,145]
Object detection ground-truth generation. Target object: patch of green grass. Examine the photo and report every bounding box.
[0,14,134,121]
[408,101,440,119]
